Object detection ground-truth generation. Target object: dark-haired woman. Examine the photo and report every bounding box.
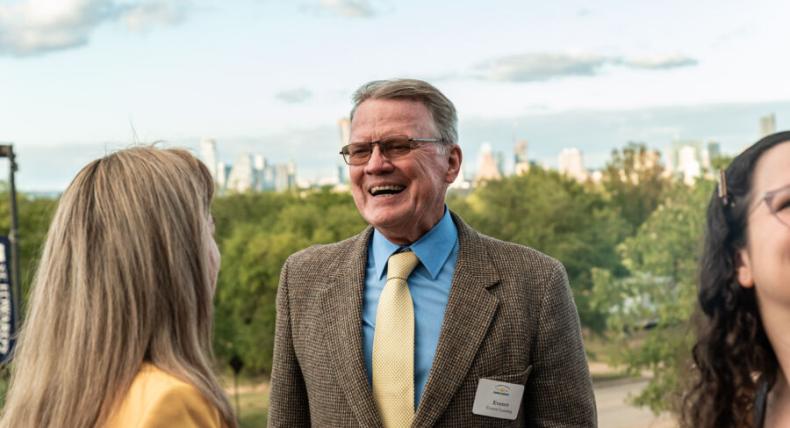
[683,131,790,427]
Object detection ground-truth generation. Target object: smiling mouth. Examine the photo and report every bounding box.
[369,185,406,196]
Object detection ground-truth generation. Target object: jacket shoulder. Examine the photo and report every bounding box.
[475,231,564,275]
[285,232,365,267]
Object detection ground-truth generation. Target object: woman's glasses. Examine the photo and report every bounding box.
[754,183,790,228]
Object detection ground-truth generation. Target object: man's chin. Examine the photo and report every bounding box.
[364,210,412,231]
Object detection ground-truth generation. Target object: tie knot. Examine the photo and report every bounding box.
[387,251,419,281]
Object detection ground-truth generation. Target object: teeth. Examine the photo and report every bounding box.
[370,185,405,195]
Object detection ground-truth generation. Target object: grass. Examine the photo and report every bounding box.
[583,331,640,384]
[224,375,268,428]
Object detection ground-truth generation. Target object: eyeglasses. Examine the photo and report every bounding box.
[751,183,790,228]
[339,136,443,166]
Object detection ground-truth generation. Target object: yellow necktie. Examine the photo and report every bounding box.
[372,251,419,428]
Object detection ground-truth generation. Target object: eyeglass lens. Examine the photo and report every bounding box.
[766,186,790,227]
[345,137,413,164]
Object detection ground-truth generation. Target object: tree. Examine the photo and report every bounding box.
[450,167,629,332]
[211,189,365,375]
[601,142,669,233]
[590,180,713,412]
[0,193,58,308]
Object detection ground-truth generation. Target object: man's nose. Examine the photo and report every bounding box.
[365,144,393,173]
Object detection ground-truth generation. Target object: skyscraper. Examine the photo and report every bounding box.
[474,143,502,185]
[337,118,351,186]
[667,139,719,184]
[513,140,530,175]
[199,138,218,180]
[273,162,297,192]
[338,118,351,146]
[227,153,254,192]
[215,161,230,190]
[558,148,587,181]
[253,154,269,191]
[760,114,776,137]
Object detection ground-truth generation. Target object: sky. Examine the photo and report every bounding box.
[1,0,790,191]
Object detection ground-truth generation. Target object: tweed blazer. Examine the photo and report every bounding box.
[268,213,596,427]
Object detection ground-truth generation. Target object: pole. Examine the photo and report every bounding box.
[234,371,240,419]
[229,354,244,420]
[7,147,19,324]
[0,144,19,367]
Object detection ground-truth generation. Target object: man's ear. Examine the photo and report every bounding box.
[736,248,755,288]
[445,144,462,184]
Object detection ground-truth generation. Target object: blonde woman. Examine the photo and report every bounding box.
[0,147,236,427]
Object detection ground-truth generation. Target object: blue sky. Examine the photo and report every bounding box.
[2,0,789,190]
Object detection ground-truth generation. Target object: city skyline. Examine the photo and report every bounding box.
[193,118,749,196]
[2,0,790,190]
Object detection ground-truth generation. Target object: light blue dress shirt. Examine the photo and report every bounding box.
[362,208,459,409]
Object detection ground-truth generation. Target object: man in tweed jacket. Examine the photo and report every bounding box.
[269,79,596,427]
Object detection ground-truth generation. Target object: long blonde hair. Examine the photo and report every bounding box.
[0,146,236,427]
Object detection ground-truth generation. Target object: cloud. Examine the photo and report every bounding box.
[472,53,610,82]
[275,87,313,104]
[472,52,698,82]
[120,1,190,32]
[316,0,375,18]
[621,55,698,70]
[0,0,190,57]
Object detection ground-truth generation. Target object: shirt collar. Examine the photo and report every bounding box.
[371,208,458,280]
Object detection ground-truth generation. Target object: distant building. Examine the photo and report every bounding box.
[215,161,230,190]
[667,139,719,184]
[677,146,701,185]
[474,143,502,185]
[199,138,218,180]
[495,151,506,176]
[336,118,352,189]
[207,138,298,193]
[449,168,472,191]
[253,154,268,191]
[338,118,351,146]
[227,153,255,192]
[513,140,530,175]
[558,148,587,181]
[273,161,297,192]
[760,114,776,137]
[337,165,348,185]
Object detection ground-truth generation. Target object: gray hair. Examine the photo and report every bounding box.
[350,78,458,145]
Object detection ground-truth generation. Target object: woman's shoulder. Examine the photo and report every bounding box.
[105,363,223,428]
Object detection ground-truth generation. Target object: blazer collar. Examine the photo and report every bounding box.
[413,213,501,427]
[319,226,383,427]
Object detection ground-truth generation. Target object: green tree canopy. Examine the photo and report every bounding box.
[601,142,669,233]
[590,180,713,412]
[449,167,629,331]
[212,189,365,374]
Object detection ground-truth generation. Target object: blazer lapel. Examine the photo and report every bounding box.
[413,214,500,427]
[319,227,383,428]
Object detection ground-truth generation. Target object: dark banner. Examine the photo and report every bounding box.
[0,236,15,364]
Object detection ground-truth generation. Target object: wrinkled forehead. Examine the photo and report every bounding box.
[350,98,438,141]
[751,140,790,195]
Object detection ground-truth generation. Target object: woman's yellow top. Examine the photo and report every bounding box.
[105,363,222,428]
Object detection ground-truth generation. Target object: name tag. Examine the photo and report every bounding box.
[472,378,525,420]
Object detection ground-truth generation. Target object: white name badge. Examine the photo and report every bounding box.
[472,378,525,420]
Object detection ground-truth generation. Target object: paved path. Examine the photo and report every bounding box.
[594,378,676,428]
